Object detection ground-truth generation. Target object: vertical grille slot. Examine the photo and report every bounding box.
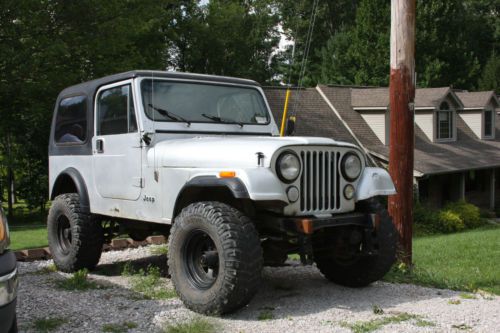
[299,148,341,213]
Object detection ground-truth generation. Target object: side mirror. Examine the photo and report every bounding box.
[142,132,152,145]
[286,116,296,136]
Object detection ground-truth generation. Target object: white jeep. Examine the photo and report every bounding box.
[48,71,397,314]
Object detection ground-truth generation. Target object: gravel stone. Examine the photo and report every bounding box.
[16,246,500,332]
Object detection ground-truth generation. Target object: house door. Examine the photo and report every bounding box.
[93,82,142,200]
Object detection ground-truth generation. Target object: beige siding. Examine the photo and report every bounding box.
[459,111,482,138]
[359,111,387,145]
[415,111,434,141]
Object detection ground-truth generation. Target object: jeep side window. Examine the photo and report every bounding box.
[97,85,137,135]
[55,95,87,144]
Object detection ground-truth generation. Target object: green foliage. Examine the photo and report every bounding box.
[414,201,484,234]
[55,269,100,291]
[149,245,168,256]
[257,309,275,320]
[122,264,176,300]
[32,317,67,333]
[478,52,500,93]
[444,200,483,229]
[437,210,465,233]
[163,318,217,333]
[384,225,500,295]
[102,321,138,333]
[341,313,420,333]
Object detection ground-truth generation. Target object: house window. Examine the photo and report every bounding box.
[484,110,493,138]
[436,102,453,140]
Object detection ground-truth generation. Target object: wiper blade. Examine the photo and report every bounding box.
[148,104,191,125]
[201,113,243,128]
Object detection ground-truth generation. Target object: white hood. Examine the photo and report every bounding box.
[148,135,358,168]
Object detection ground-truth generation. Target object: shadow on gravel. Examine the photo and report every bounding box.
[93,254,169,277]
[93,255,450,320]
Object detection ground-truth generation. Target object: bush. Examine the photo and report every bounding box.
[437,210,465,233]
[444,201,483,228]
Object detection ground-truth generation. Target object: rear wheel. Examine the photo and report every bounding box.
[168,201,262,315]
[314,199,397,287]
[48,193,104,272]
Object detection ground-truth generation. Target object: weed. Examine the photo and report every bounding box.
[102,321,138,333]
[372,304,384,315]
[37,264,57,275]
[123,264,176,299]
[150,245,168,256]
[33,317,67,332]
[414,318,436,327]
[459,293,477,300]
[257,310,274,321]
[55,269,102,291]
[342,313,418,333]
[452,323,472,330]
[163,318,217,333]
[448,299,461,305]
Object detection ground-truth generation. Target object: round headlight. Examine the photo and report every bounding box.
[341,153,362,181]
[277,152,301,183]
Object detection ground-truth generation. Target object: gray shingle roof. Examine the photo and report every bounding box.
[318,85,500,175]
[262,87,357,145]
[351,88,389,108]
[455,91,498,108]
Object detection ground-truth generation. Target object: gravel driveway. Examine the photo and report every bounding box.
[17,245,499,333]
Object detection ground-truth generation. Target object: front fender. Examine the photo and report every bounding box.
[237,168,288,202]
[356,167,396,201]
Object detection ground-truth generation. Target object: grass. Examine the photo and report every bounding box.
[162,318,217,333]
[55,269,101,291]
[384,225,500,295]
[341,313,419,333]
[257,309,274,320]
[122,263,177,299]
[150,245,169,255]
[9,225,48,250]
[102,321,138,333]
[32,317,67,332]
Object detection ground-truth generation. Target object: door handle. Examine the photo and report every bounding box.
[96,139,104,153]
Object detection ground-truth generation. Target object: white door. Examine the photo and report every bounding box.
[93,82,142,200]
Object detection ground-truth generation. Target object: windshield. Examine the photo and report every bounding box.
[140,79,270,125]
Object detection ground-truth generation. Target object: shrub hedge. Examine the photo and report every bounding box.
[414,200,484,234]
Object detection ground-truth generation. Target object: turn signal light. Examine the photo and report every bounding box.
[296,219,314,234]
[219,171,236,178]
[0,215,5,241]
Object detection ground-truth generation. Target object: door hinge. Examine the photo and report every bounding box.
[133,177,145,188]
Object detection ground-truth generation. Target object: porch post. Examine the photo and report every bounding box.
[460,172,466,201]
[490,169,496,210]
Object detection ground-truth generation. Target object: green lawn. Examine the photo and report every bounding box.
[9,225,48,251]
[385,225,500,295]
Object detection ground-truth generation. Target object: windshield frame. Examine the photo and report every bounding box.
[139,78,272,126]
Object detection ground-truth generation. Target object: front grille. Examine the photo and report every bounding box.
[299,149,341,213]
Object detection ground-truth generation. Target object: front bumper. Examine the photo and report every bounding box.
[261,212,375,234]
[0,250,18,332]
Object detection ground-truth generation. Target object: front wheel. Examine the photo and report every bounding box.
[168,202,262,315]
[47,193,104,272]
[314,199,397,287]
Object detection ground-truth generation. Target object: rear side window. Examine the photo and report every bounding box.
[55,95,87,144]
[97,85,137,135]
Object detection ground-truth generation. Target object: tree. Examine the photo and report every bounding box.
[478,52,500,93]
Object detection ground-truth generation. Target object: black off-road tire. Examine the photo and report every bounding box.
[47,193,104,272]
[314,199,397,287]
[168,201,262,315]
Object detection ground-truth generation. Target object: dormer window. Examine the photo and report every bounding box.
[436,101,454,140]
[484,109,494,138]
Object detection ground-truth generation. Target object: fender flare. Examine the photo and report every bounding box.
[51,167,90,212]
[173,176,250,215]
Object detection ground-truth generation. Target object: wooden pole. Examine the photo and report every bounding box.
[280,88,292,136]
[388,0,416,265]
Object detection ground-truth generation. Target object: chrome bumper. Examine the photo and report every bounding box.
[0,268,18,307]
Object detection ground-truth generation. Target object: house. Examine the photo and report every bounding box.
[263,85,500,210]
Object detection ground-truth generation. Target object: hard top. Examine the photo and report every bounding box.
[59,70,261,98]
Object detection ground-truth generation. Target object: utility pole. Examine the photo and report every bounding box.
[388,0,416,265]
